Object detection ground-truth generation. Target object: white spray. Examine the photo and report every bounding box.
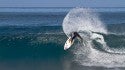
[62,8,125,68]
[63,8,107,37]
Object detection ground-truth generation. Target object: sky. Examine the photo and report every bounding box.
[0,0,125,7]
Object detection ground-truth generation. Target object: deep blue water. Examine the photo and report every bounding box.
[0,7,125,70]
[0,7,125,26]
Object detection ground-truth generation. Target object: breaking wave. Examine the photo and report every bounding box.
[62,8,125,68]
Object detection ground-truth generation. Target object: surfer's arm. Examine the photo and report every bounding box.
[90,30,105,36]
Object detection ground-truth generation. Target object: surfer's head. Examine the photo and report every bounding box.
[73,32,78,36]
[71,32,77,40]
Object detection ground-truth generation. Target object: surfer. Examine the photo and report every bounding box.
[64,31,104,50]
[70,32,83,43]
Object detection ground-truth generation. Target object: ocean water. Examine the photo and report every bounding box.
[0,7,125,70]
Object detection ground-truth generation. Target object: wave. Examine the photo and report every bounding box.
[62,8,125,68]
[0,30,125,64]
[107,23,125,35]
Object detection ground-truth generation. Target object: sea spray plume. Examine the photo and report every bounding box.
[62,8,125,67]
[62,8,107,37]
[62,7,109,51]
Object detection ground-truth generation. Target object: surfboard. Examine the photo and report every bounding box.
[64,37,74,50]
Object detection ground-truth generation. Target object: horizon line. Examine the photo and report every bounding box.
[0,7,125,8]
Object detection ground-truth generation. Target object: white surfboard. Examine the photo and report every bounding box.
[64,37,74,50]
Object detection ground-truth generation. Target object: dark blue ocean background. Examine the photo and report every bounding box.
[0,7,125,70]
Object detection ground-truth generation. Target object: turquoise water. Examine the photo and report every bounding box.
[0,7,125,70]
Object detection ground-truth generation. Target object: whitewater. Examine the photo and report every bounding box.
[62,8,125,68]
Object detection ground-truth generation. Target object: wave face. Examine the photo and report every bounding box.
[62,8,125,68]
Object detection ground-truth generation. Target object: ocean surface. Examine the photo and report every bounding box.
[0,7,125,70]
